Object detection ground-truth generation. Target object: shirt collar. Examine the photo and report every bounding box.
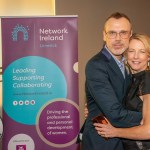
[104,45,125,65]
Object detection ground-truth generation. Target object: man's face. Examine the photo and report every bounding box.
[103,17,132,60]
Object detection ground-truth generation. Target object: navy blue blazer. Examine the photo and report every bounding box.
[82,47,142,150]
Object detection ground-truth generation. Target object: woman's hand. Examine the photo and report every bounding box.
[93,119,118,138]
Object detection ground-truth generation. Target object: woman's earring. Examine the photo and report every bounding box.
[147,60,150,69]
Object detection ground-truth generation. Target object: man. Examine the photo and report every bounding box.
[82,12,142,150]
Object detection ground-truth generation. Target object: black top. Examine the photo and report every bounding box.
[122,70,150,150]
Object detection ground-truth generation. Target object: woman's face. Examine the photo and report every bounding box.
[127,39,150,73]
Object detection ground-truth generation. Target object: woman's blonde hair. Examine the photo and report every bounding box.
[125,33,150,72]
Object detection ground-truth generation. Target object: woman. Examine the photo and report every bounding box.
[94,33,150,150]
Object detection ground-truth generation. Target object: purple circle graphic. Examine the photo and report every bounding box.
[37,99,79,146]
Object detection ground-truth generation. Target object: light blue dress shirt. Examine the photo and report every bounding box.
[105,45,125,78]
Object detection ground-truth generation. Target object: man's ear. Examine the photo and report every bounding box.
[130,30,133,37]
[103,30,106,42]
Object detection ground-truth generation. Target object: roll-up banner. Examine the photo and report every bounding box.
[1,16,79,150]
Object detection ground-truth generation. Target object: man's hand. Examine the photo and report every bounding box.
[84,103,88,119]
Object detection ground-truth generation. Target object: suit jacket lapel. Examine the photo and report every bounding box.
[123,68,132,95]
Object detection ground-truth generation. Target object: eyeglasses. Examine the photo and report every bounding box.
[105,31,131,39]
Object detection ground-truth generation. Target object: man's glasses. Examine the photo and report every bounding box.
[105,31,131,39]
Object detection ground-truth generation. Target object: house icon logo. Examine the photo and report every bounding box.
[12,24,29,41]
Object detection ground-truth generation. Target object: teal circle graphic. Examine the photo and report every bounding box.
[3,56,67,125]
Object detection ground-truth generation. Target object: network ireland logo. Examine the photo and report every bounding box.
[12,24,29,41]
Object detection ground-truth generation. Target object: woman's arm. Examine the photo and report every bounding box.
[94,94,150,140]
